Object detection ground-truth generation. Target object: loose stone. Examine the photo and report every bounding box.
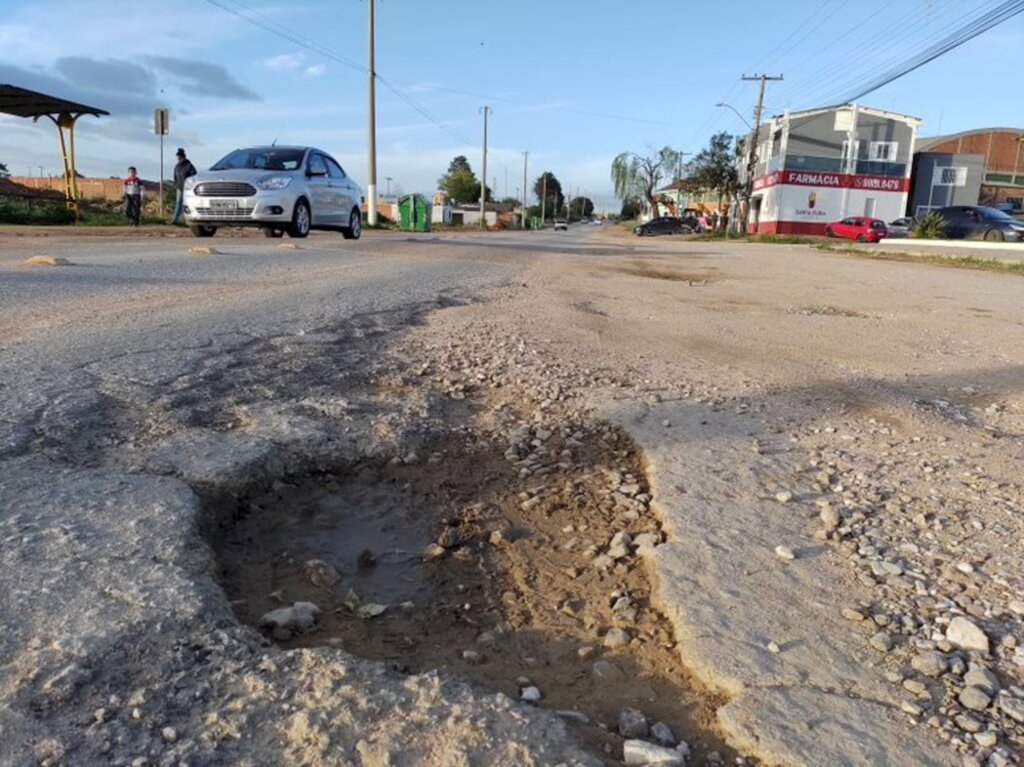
[617,707,648,738]
[946,617,990,655]
[774,545,796,561]
[650,721,676,747]
[622,740,684,766]
[958,686,991,711]
[520,686,542,703]
[870,631,893,653]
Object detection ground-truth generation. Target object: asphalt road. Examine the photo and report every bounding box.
[0,226,629,428]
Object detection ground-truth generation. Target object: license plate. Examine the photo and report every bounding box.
[210,199,237,211]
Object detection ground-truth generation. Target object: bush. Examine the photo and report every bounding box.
[911,211,946,239]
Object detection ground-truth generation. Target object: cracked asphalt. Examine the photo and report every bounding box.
[2,225,1022,766]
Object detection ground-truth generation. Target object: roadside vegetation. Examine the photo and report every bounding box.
[909,210,947,239]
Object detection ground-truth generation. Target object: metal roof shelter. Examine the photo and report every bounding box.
[0,84,109,210]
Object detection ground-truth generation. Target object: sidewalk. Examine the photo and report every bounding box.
[861,237,1024,261]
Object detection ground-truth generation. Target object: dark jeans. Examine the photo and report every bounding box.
[125,194,141,226]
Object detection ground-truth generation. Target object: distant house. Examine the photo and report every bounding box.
[449,202,513,228]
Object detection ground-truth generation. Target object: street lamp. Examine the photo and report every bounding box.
[715,102,752,130]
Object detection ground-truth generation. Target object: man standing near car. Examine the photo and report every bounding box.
[171,148,197,225]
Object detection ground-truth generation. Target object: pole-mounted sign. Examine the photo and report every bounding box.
[155,109,169,221]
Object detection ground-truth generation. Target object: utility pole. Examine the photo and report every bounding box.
[479,105,490,228]
[367,0,378,226]
[540,173,547,225]
[385,176,392,196]
[740,74,783,234]
[522,151,529,229]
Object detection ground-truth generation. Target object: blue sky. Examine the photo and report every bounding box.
[2,0,1023,210]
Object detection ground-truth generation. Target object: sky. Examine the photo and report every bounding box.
[2,0,1023,211]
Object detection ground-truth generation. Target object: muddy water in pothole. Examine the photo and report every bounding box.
[214,422,738,765]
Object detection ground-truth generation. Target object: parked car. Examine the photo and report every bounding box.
[823,216,887,243]
[183,145,362,239]
[633,217,694,236]
[886,217,914,238]
[553,219,568,231]
[934,205,1024,242]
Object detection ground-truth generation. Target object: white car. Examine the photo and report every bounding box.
[553,220,568,231]
[183,145,361,239]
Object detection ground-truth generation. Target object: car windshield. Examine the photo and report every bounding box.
[211,148,306,171]
[979,207,1016,221]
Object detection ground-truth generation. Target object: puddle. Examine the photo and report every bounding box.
[213,417,739,765]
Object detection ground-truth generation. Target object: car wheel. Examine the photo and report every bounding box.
[189,225,216,238]
[287,199,311,238]
[342,208,362,240]
[263,228,284,238]
[984,229,1005,242]
[824,227,834,237]
[856,234,867,242]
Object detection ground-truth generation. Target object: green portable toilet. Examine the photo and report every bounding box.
[398,194,431,232]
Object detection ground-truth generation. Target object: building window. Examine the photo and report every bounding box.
[869,141,898,161]
[840,139,860,165]
[933,166,967,187]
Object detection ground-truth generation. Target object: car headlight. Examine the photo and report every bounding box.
[183,177,198,192]
[258,176,292,190]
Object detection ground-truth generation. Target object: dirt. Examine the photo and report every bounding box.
[213,394,737,765]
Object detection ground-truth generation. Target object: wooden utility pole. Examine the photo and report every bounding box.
[522,151,529,229]
[479,106,491,228]
[740,74,783,233]
[367,0,378,226]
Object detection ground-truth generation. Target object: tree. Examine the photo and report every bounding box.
[499,196,520,207]
[568,196,594,220]
[446,155,472,176]
[438,156,492,205]
[687,132,740,215]
[620,197,642,219]
[611,147,681,219]
[0,162,9,178]
[532,171,563,220]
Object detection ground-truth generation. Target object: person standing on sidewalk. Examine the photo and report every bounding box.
[123,166,143,226]
[171,148,197,225]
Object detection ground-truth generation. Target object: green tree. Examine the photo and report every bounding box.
[499,196,520,207]
[438,156,492,205]
[687,132,740,215]
[532,171,563,220]
[620,197,642,219]
[0,162,9,178]
[446,155,472,176]
[611,147,682,218]
[568,196,594,219]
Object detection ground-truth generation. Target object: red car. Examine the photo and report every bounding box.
[824,216,887,243]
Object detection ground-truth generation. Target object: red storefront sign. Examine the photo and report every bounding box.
[752,170,909,192]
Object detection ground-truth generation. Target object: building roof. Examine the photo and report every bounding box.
[0,83,109,118]
[915,127,1024,152]
[770,102,922,127]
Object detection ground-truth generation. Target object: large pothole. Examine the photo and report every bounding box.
[212,402,739,766]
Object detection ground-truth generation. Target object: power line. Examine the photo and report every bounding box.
[831,0,1024,105]
[790,0,1001,107]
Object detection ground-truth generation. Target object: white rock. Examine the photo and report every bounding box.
[520,686,542,703]
[775,491,794,504]
[604,628,632,648]
[946,617,990,654]
[623,739,684,766]
[259,602,320,637]
[774,545,796,561]
[958,686,991,711]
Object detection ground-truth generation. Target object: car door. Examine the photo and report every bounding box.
[305,152,333,225]
[962,208,984,239]
[324,156,355,223]
[836,217,856,238]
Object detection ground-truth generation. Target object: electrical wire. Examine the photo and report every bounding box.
[829,0,1024,105]
[793,0,1005,108]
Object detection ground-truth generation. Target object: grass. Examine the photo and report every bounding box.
[817,244,1024,275]
[0,197,167,226]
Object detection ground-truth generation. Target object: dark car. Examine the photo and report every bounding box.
[633,216,693,236]
[935,206,1024,242]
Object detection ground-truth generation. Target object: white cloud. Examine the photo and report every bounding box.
[264,53,304,72]
[305,64,326,78]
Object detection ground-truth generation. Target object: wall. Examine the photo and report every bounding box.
[908,153,985,215]
[9,176,161,201]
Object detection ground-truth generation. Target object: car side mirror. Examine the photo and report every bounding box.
[307,167,327,177]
